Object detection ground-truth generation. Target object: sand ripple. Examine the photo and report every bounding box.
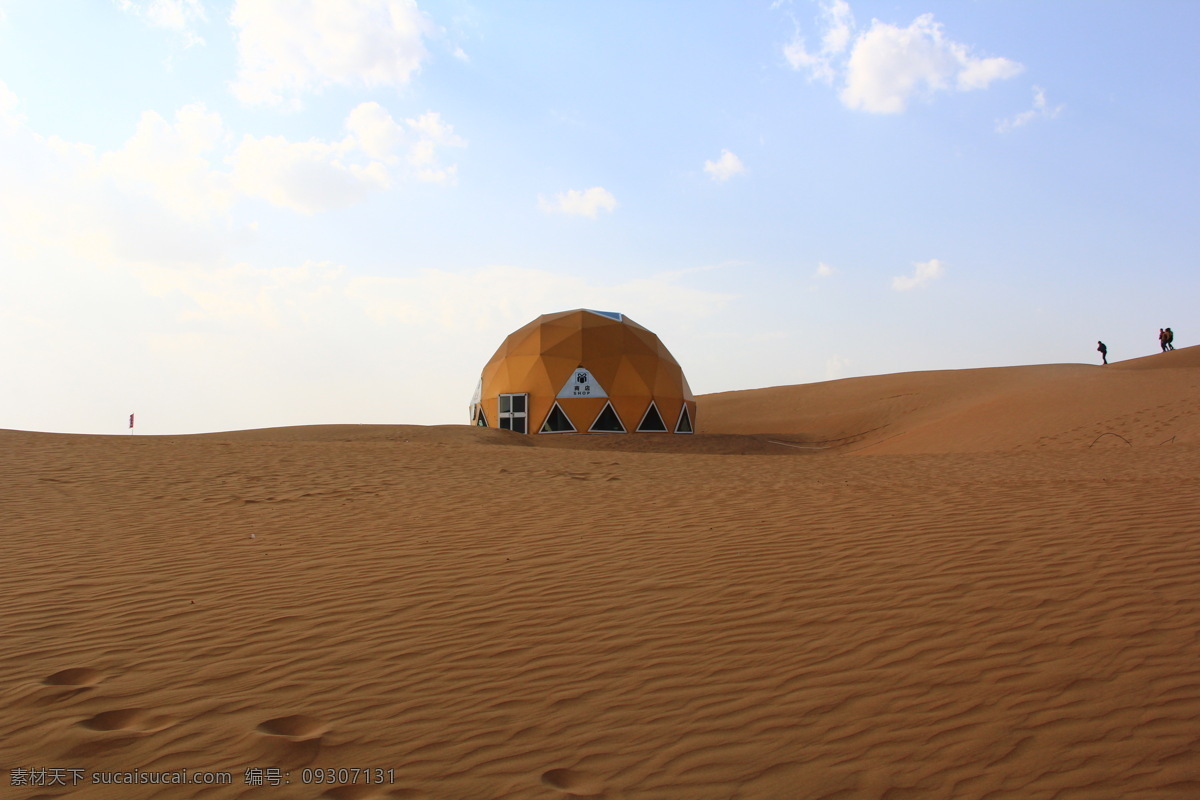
[1,366,1199,799]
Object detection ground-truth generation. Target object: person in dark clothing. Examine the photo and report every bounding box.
[1165,328,1175,350]
[1159,328,1169,352]
[1097,341,1108,365]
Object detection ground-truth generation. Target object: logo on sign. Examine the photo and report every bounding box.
[557,368,608,399]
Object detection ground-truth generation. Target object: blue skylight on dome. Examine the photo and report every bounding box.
[585,309,623,321]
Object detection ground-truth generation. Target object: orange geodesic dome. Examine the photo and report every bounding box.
[470,309,696,435]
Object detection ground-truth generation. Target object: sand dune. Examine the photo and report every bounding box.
[699,345,1200,454]
[1,351,1198,798]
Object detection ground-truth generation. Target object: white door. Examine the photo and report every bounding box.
[498,393,528,433]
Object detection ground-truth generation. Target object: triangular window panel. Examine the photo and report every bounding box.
[589,402,626,433]
[636,402,668,433]
[476,406,489,427]
[557,367,608,399]
[540,402,576,433]
[675,405,693,434]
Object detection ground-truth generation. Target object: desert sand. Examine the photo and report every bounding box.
[2,347,1198,799]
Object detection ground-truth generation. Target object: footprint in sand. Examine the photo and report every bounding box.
[43,668,104,687]
[257,714,328,741]
[78,708,174,734]
[255,715,328,768]
[540,768,605,797]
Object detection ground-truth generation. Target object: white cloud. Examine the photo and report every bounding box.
[230,0,433,106]
[344,101,407,160]
[892,258,945,291]
[784,0,854,84]
[996,85,1064,133]
[703,149,745,182]
[0,83,462,271]
[0,84,233,268]
[343,104,465,182]
[97,103,234,221]
[784,4,1022,114]
[538,186,618,219]
[404,111,466,183]
[230,134,390,214]
[228,106,466,212]
[117,0,207,45]
[815,261,835,277]
[841,15,1022,113]
[144,0,205,30]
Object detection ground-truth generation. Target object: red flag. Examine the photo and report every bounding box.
[129,413,135,429]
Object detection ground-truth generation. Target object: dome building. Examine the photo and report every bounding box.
[470,309,696,435]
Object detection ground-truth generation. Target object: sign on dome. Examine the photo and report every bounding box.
[557,368,608,399]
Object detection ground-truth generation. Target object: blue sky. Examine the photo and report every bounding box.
[1,0,1197,434]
